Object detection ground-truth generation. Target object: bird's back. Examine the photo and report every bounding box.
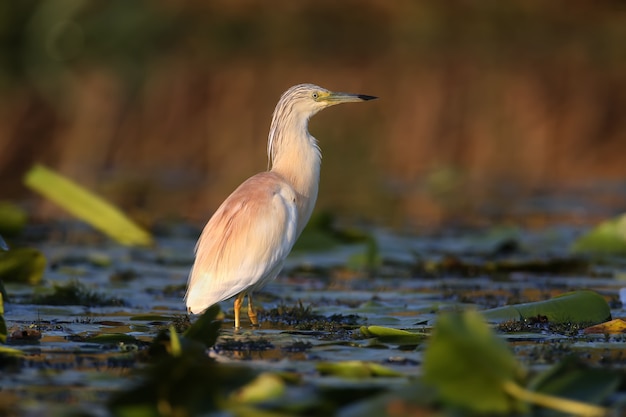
[185,171,298,314]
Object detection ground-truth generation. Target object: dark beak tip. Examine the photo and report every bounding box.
[358,94,378,101]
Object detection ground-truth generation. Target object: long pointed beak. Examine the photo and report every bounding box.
[326,91,378,104]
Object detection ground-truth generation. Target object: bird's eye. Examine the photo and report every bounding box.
[312,92,319,99]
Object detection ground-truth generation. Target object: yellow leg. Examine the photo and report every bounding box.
[234,293,245,329]
[248,293,259,326]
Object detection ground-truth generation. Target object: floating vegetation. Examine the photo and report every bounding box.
[423,311,611,416]
[572,212,626,255]
[281,341,313,353]
[258,301,361,331]
[316,360,405,378]
[109,268,140,282]
[31,280,125,307]
[482,290,611,325]
[7,327,42,343]
[1,221,626,416]
[110,341,257,416]
[498,318,593,336]
[109,309,263,416]
[360,325,428,347]
[215,337,275,353]
[0,247,46,285]
[152,283,186,296]
[414,254,590,278]
[78,333,143,345]
[167,314,192,334]
[49,251,113,269]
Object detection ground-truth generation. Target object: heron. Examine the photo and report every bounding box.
[185,83,377,328]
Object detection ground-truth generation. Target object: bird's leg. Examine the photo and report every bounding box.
[247,293,259,327]
[234,293,245,329]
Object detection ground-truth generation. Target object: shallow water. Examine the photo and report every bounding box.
[2,223,626,416]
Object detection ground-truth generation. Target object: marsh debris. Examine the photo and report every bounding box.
[151,283,186,297]
[215,337,274,353]
[109,268,140,282]
[31,280,125,307]
[498,318,594,336]
[7,327,42,342]
[171,314,192,334]
[414,254,590,278]
[281,341,313,353]
[258,301,361,331]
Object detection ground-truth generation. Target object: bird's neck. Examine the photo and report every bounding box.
[268,118,321,236]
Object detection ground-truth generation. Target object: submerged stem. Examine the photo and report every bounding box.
[502,380,607,417]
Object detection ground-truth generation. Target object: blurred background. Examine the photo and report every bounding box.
[1,0,625,233]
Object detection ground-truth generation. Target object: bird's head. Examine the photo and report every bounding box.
[276,83,377,118]
[268,83,377,168]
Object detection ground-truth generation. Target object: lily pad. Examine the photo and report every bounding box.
[359,325,427,346]
[482,290,611,325]
[571,213,626,255]
[83,333,141,345]
[422,310,527,414]
[317,361,405,378]
[423,310,610,417]
[229,372,286,404]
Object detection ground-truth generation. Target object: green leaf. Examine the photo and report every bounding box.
[359,325,427,346]
[169,326,182,357]
[571,213,626,254]
[0,247,46,285]
[316,361,404,378]
[293,212,343,251]
[0,202,27,238]
[109,353,256,417]
[229,372,286,404]
[529,357,621,407]
[24,164,153,246]
[183,304,221,349]
[32,280,123,307]
[482,290,611,325]
[84,333,140,345]
[0,345,23,356]
[293,211,379,266]
[422,310,526,414]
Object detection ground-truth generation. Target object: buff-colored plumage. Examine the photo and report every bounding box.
[186,83,376,328]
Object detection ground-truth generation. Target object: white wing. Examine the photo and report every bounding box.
[185,172,298,314]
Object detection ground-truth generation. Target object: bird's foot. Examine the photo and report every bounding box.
[248,313,259,327]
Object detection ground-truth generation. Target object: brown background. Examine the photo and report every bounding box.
[1,1,625,231]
